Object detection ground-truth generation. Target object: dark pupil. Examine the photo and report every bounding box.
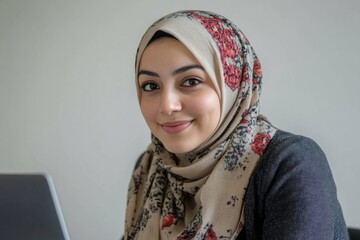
[150,83,157,89]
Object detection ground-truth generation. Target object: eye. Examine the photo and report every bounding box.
[141,82,160,92]
[182,78,201,87]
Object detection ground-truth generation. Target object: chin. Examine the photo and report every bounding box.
[163,142,199,154]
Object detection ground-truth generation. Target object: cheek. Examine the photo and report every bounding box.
[190,92,221,117]
[140,99,157,123]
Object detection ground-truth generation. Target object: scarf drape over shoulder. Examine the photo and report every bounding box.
[125,10,277,240]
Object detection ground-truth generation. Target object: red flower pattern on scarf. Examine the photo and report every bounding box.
[162,214,176,228]
[251,133,271,155]
[193,14,241,91]
[253,59,262,84]
[227,65,242,90]
[253,59,262,77]
[205,226,217,240]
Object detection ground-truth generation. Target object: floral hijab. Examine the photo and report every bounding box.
[125,10,277,240]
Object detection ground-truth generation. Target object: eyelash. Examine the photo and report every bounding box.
[140,77,202,92]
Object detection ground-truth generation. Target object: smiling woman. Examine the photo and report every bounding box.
[123,10,349,240]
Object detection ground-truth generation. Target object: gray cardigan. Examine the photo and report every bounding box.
[238,130,349,239]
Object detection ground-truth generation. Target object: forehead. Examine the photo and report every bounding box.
[139,37,201,70]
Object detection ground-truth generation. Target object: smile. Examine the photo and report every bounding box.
[161,121,193,134]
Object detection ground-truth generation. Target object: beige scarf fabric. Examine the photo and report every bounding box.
[125,10,277,240]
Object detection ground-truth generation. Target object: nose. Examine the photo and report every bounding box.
[159,87,182,115]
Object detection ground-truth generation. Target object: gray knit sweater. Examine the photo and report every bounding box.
[237,130,349,239]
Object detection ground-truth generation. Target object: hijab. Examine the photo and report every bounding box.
[125,10,277,240]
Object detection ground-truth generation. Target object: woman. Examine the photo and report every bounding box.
[124,10,348,239]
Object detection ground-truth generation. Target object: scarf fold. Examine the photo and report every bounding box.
[125,10,277,240]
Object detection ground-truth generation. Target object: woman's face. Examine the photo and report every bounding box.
[138,37,221,154]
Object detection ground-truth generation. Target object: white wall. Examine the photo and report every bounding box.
[0,0,359,239]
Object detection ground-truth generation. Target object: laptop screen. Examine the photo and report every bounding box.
[0,174,70,240]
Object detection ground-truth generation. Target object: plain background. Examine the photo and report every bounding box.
[1,0,359,239]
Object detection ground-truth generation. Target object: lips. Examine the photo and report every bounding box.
[161,120,192,134]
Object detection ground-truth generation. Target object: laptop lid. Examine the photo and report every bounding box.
[0,174,70,240]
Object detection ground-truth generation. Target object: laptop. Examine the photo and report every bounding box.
[0,174,71,240]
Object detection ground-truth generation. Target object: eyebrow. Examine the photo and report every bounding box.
[138,64,204,78]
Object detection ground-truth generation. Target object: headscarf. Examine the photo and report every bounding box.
[125,10,277,240]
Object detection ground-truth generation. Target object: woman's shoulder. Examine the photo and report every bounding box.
[253,129,339,198]
[250,129,331,190]
[264,129,326,158]
[242,130,349,239]
[258,129,330,177]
